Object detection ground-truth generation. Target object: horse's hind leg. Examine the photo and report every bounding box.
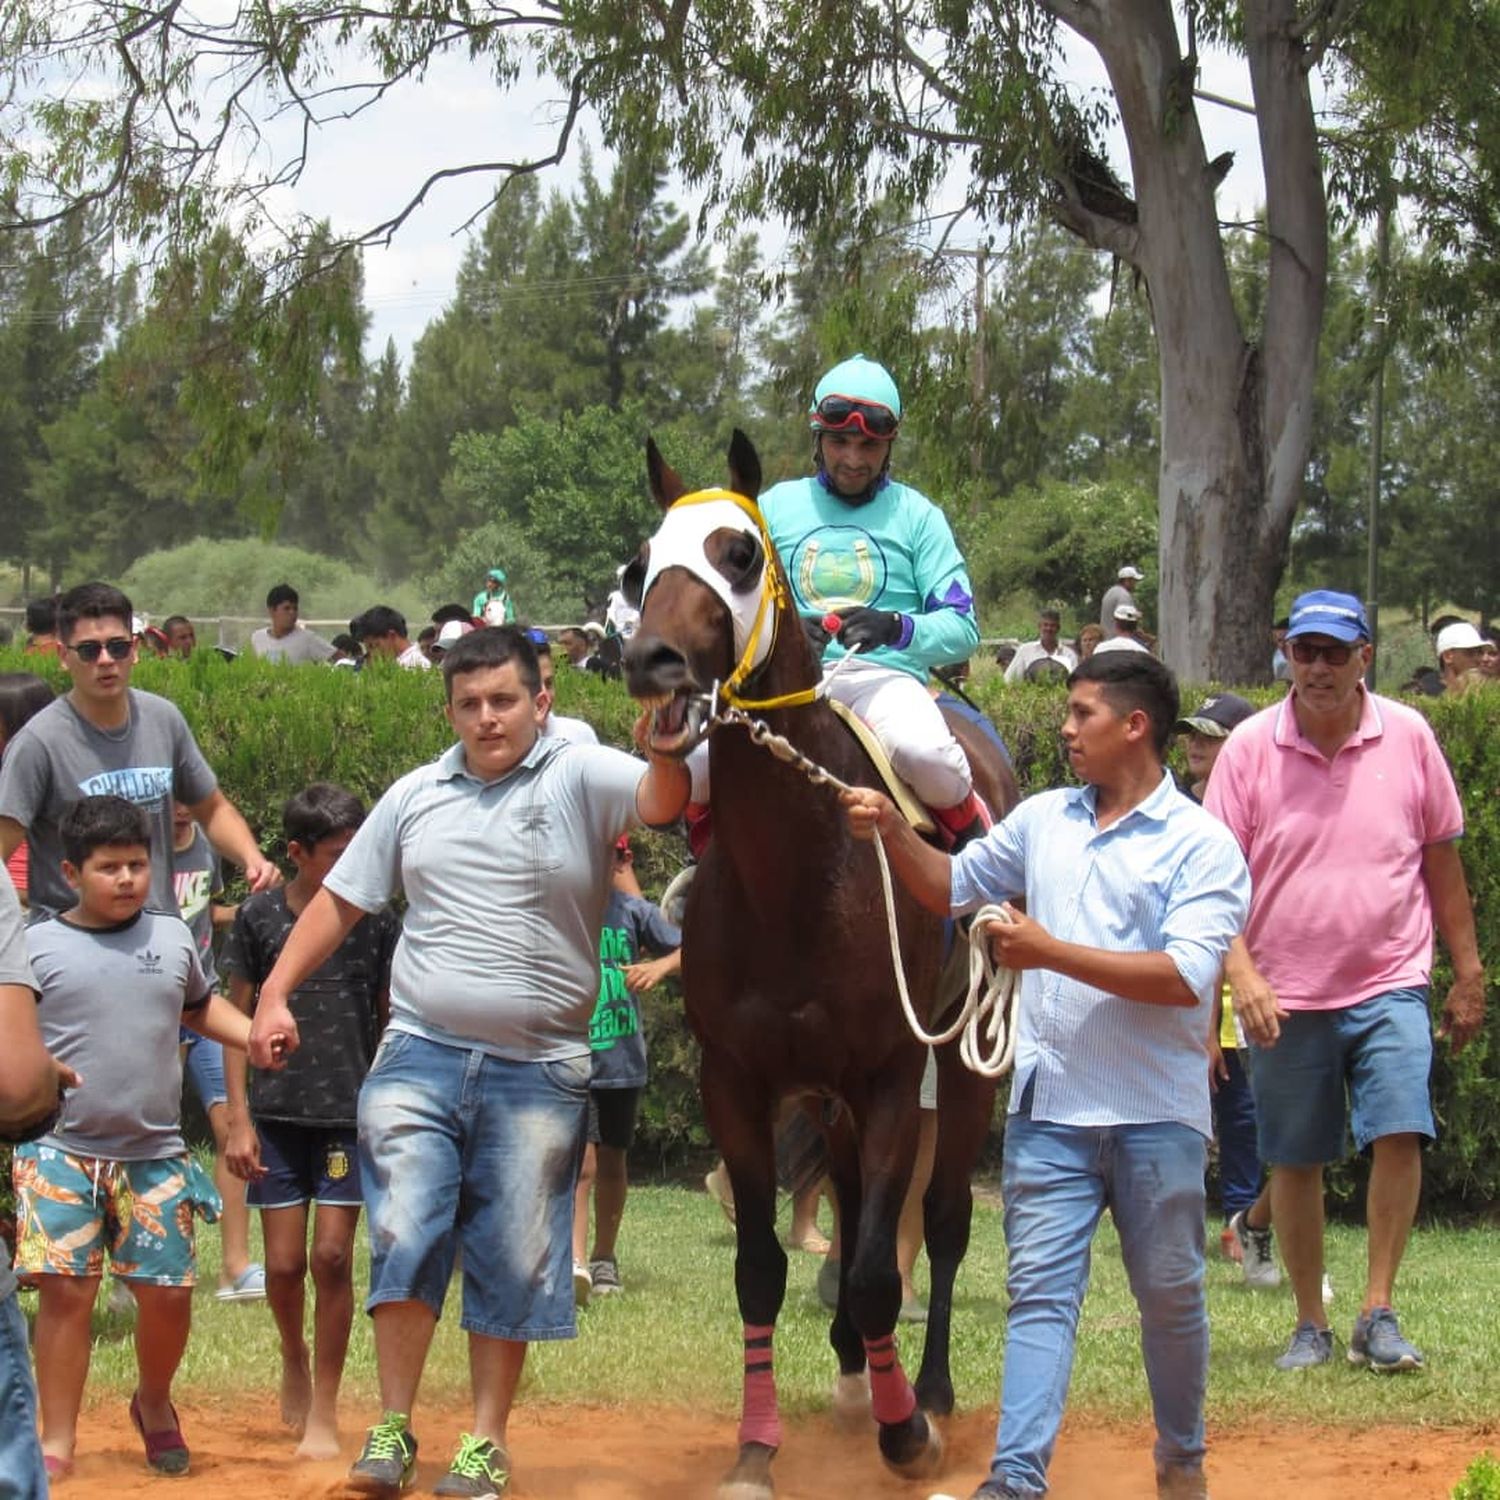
[845,1079,943,1481]
[915,1040,1000,1416]
[703,1053,787,1500]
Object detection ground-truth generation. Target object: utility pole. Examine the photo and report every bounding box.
[1365,198,1391,689]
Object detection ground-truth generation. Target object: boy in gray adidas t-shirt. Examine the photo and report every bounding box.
[12,795,253,1480]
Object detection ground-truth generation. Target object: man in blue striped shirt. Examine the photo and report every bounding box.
[844,652,1250,1500]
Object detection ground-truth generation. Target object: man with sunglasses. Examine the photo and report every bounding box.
[1205,589,1485,1375]
[759,355,986,841]
[0,581,280,920]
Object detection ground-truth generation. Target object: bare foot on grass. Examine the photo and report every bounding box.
[279,1353,312,1433]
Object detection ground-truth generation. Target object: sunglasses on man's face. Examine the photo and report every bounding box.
[1288,639,1358,667]
[65,637,133,664]
[814,395,900,439]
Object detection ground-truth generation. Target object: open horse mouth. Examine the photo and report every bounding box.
[638,687,709,758]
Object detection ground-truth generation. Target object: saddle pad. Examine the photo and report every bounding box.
[826,698,936,835]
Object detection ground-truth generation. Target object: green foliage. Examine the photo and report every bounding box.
[4,645,1493,1193]
[118,538,429,641]
[1454,1452,1500,1500]
[959,476,1159,629]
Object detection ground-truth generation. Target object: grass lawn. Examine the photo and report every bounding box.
[62,1179,1500,1434]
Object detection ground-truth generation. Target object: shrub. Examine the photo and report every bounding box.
[1453,1451,1500,1500]
[0,644,1494,1199]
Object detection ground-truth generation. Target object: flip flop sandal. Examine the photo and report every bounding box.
[130,1390,190,1476]
[43,1454,74,1480]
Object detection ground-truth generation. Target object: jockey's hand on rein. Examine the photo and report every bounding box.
[800,615,833,655]
[836,607,910,650]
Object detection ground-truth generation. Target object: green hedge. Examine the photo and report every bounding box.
[1,649,1495,1210]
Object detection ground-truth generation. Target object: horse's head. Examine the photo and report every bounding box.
[625,430,809,757]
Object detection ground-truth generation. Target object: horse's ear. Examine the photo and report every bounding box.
[646,436,688,511]
[727,429,762,501]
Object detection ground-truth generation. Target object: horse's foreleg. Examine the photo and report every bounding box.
[704,1058,786,1499]
[846,1079,943,1481]
[916,1043,1000,1417]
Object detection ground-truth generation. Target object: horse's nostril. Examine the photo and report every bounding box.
[625,636,691,691]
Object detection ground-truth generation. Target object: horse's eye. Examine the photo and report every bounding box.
[714,531,764,594]
[621,550,647,608]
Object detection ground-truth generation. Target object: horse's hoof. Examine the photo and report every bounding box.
[914,1374,955,1419]
[879,1409,944,1480]
[719,1441,776,1500]
[831,1370,872,1429]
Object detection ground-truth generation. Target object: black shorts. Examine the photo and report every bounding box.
[587,1088,642,1151]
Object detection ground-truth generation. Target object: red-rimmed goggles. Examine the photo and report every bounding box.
[811,394,900,439]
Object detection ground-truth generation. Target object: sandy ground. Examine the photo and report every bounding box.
[50,1397,1492,1497]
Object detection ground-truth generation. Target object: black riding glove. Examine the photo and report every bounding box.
[836,607,911,651]
[801,615,833,655]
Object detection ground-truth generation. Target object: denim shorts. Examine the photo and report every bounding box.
[1248,986,1436,1165]
[11,1145,220,1285]
[248,1120,363,1209]
[0,1289,46,1499]
[357,1029,588,1340]
[181,1033,228,1112]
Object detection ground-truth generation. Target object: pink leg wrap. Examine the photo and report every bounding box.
[863,1334,917,1426]
[738,1323,782,1450]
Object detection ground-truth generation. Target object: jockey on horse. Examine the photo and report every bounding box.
[685,355,991,849]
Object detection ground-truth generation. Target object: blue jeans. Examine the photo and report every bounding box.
[1212,1049,1263,1219]
[357,1029,589,1340]
[0,1287,46,1499]
[990,1110,1209,1497]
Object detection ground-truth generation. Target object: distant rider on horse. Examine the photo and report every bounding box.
[760,354,987,844]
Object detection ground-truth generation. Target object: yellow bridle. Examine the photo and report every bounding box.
[660,489,819,712]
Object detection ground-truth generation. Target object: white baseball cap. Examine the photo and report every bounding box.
[1114,603,1143,623]
[1117,565,1144,580]
[1435,622,1485,656]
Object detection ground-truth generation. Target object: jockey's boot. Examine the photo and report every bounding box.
[933,790,992,852]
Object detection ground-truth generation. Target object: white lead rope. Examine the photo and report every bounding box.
[870,839,1022,1078]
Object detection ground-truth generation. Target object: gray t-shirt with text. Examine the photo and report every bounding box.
[0,690,218,917]
[26,908,211,1159]
[326,736,644,1061]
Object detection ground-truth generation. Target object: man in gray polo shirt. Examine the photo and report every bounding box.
[248,625,689,1500]
[0,870,77,1497]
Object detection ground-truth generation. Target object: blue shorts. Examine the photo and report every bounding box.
[1248,986,1436,1166]
[11,1145,219,1286]
[181,1033,228,1112]
[0,1289,46,1499]
[357,1029,588,1341]
[247,1120,363,1209]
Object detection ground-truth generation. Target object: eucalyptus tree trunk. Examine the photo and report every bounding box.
[1046,0,1327,682]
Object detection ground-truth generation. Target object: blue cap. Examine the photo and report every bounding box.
[1285,590,1370,643]
[486,568,507,583]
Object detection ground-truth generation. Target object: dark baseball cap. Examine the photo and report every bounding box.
[1174,692,1255,739]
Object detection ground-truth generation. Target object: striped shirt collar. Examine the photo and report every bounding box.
[1064,766,1180,829]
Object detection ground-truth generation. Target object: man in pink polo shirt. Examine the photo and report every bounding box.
[1205,590,1485,1376]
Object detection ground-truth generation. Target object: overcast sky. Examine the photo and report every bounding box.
[259,40,1296,364]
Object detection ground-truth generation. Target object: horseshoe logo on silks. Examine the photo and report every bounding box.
[789,527,886,613]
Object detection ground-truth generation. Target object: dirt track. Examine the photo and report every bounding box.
[54,1397,1491,1497]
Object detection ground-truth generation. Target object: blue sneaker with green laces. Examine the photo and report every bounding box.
[348,1411,418,1497]
[1349,1305,1425,1372]
[434,1433,511,1497]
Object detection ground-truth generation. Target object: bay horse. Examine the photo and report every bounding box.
[623,431,1017,1497]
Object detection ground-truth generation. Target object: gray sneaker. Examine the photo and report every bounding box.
[1228,1209,1280,1290]
[1348,1306,1424,1372]
[589,1256,623,1296]
[1274,1321,1334,1370]
[349,1412,418,1497]
[1157,1464,1210,1497]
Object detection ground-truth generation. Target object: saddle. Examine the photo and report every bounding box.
[825,699,936,835]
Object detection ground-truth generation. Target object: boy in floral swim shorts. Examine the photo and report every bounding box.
[12,795,252,1479]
